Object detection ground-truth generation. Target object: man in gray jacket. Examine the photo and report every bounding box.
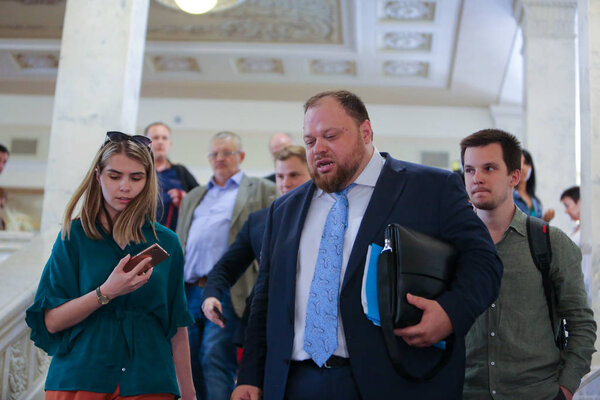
[176,131,276,400]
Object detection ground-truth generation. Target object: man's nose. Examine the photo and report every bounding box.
[313,138,328,153]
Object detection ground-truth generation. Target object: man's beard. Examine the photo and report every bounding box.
[470,189,508,211]
[471,198,496,211]
[310,148,365,193]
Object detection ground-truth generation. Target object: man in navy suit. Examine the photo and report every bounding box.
[232,90,503,400]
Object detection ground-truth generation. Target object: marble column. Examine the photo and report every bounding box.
[40,0,150,232]
[518,0,577,232]
[578,0,600,368]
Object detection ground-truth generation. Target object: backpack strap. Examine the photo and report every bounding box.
[526,216,557,340]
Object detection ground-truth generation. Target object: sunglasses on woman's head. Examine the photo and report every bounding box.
[105,131,152,150]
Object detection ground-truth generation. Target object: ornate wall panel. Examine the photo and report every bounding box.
[380,1,436,22]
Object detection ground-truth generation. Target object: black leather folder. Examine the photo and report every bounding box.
[377,223,457,381]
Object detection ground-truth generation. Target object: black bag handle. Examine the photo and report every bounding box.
[377,242,454,382]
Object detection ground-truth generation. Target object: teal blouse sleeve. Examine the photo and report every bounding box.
[25,230,85,356]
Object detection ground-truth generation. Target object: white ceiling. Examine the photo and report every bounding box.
[0,0,523,107]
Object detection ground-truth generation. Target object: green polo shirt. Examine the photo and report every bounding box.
[464,207,596,399]
[26,219,194,397]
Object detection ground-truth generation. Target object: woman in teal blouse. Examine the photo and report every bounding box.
[26,132,195,399]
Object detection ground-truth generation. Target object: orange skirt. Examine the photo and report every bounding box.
[46,384,176,400]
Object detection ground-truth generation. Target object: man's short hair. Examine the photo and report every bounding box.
[304,90,370,127]
[270,132,295,144]
[560,186,580,203]
[274,145,307,165]
[460,129,522,173]
[211,131,243,151]
[0,144,9,155]
[143,122,171,136]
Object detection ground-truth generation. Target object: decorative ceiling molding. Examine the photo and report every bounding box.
[11,52,58,70]
[147,0,342,44]
[380,1,436,21]
[309,59,356,76]
[5,0,64,4]
[0,0,517,108]
[381,32,432,51]
[235,57,283,74]
[382,60,429,77]
[150,55,200,72]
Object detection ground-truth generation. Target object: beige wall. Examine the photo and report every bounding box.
[0,94,494,188]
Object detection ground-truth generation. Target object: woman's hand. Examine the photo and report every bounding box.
[100,254,153,300]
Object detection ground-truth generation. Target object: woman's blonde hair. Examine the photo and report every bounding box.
[62,139,158,246]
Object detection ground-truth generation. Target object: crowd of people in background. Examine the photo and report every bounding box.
[23,89,595,400]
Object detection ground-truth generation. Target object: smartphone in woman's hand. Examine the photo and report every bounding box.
[123,243,170,273]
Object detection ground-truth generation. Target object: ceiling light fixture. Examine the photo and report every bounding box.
[155,0,247,15]
[174,0,217,14]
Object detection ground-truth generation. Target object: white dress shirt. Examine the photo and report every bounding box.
[292,149,385,360]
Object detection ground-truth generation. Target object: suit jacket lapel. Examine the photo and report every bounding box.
[180,186,207,249]
[342,155,408,289]
[289,182,316,265]
[231,175,252,228]
[283,182,317,314]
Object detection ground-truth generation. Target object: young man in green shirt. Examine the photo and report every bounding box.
[460,129,596,400]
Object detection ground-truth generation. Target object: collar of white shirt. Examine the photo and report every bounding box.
[314,147,385,198]
[207,170,244,190]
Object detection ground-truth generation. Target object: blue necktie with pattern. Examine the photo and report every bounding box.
[304,183,355,366]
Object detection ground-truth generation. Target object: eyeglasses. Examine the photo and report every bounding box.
[207,150,241,159]
[105,131,152,150]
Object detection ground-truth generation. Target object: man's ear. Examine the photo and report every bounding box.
[510,168,521,188]
[359,120,373,144]
[238,151,246,164]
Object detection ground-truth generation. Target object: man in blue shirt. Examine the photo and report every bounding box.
[201,145,311,346]
[176,131,276,400]
[145,122,198,231]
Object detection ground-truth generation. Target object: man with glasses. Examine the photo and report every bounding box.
[176,131,276,400]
